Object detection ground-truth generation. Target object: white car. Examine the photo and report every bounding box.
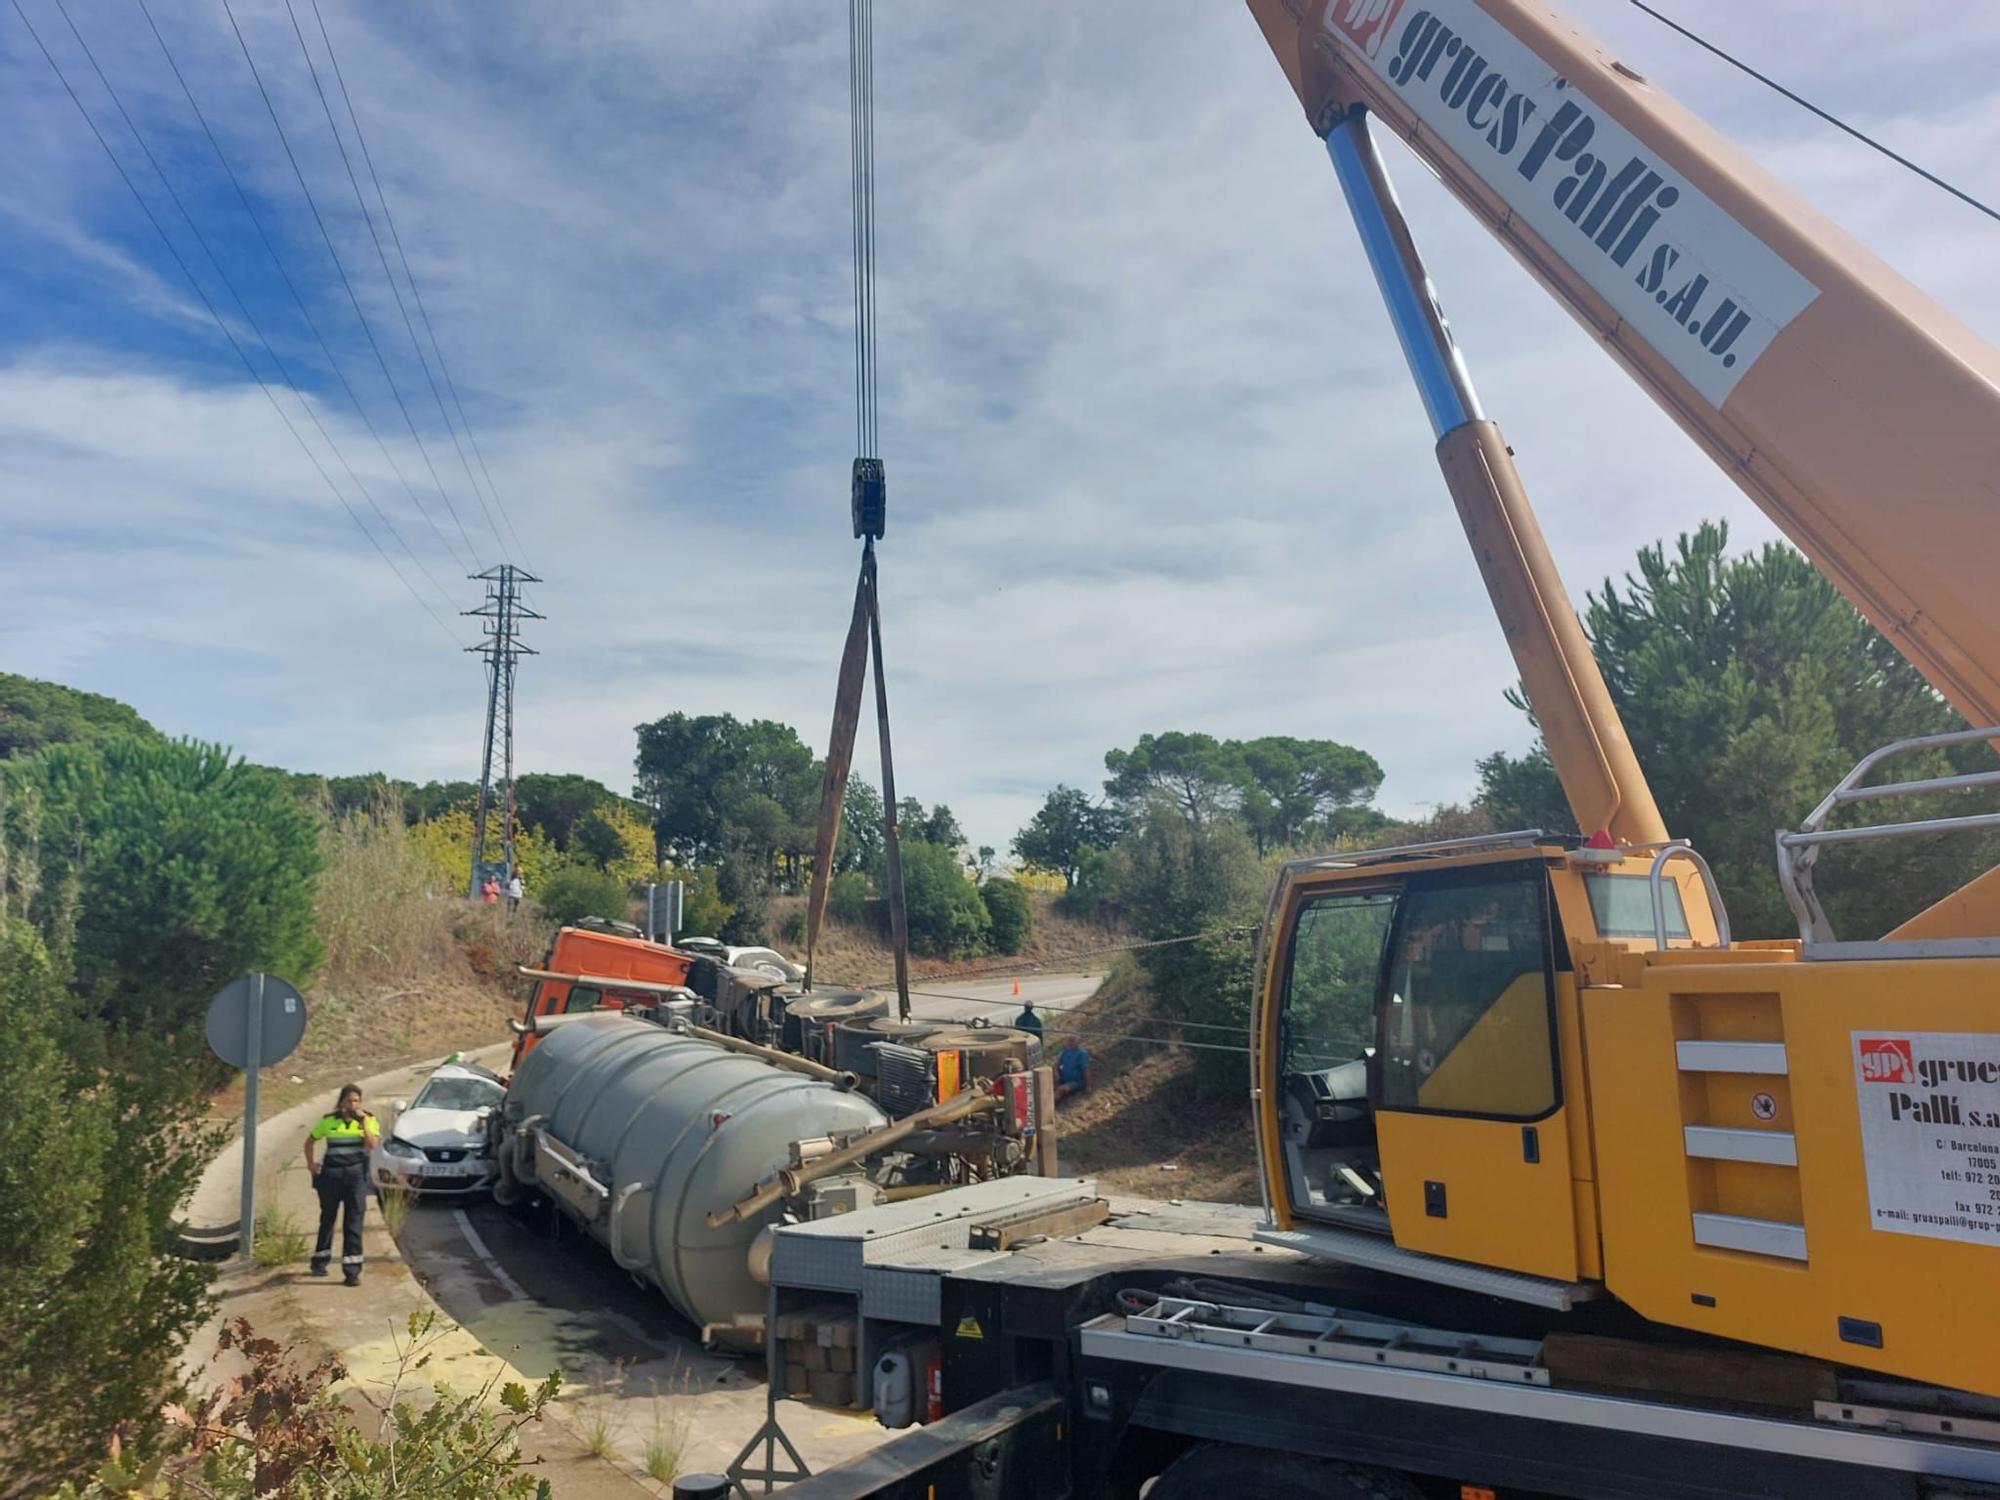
[677,937,807,984]
[371,1058,505,1197]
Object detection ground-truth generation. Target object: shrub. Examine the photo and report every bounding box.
[657,864,732,940]
[827,870,874,927]
[980,880,1032,955]
[536,864,630,926]
[49,1312,561,1500]
[892,840,990,958]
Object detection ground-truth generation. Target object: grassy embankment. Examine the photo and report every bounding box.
[216,802,539,1125]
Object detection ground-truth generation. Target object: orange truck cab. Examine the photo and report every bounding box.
[511,923,697,1069]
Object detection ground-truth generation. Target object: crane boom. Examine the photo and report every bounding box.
[1250,0,2000,735]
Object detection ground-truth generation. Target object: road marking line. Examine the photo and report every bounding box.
[452,1208,528,1301]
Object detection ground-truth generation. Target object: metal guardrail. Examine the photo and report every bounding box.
[1776,725,2000,943]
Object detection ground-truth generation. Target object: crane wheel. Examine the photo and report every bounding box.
[1147,1444,1423,1500]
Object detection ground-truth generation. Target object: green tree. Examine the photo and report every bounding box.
[837,778,886,873]
[0,673,157,759]
[402,778,479,823]
[22,738,323,1047]
[633,713,820,881]
[573,811,626,870]
[1012,785,1122,889]
[536,865,630,926]
[897,799,964,850]
[887,840,990,958]
[0,920,115,1487]
[980,879,1032,955]
[1103,732,1242,826]
[515,771,626,849]
[659,864,732,939]
[1118,795,1266,1095]
[1235,735,1384,854]
[1476,523,1989,937]
[1472,744,1575,835]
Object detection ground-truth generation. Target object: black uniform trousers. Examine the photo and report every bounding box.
[311,1162,368,1280]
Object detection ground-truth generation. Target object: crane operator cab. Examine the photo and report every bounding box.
[1257,829,1721,1294]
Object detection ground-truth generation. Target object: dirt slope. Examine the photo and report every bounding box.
[1048,961,1260,1205]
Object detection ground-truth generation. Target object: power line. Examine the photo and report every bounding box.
[127,0,465,619]
[820,922,1262,992]
[217,0,478,572]
[1625,0,2000,226]
[277,0,496,565]
[307,0,528,565]
[9,0,465,646]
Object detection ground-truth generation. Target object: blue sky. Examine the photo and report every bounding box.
[4,1,1999,852]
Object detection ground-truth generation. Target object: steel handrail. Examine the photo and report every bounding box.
[1775,724,2000,943]
[1647,841,1731,950]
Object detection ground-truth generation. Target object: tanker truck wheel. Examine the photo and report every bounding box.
[1146,1444,1423,1500]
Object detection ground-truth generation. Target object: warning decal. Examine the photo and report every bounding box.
[1853,1030,2000,1247]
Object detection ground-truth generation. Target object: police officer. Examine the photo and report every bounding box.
[304,1083,379,1285]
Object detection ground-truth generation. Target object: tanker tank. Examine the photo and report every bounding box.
[499,1013,887,1342]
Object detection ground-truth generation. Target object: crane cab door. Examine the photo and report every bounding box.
[1271,858,1582,1283]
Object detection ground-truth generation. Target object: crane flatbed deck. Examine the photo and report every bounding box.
[750,1181,2000,1500]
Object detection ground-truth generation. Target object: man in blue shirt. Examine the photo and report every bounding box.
[1056,1035,1092,1100]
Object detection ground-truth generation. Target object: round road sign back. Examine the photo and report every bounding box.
[205,973,308,1069]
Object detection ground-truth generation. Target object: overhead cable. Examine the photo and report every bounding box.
[307,0,529,566]
[218,0,478,572]
[1625,0,2000,226]
[282,0,506,564]
[10,0,465,646]
[274,0,482,565]
[129,0,466,619]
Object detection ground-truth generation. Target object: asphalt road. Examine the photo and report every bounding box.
[902,969,1105,1029]
[387,969,1105,1476]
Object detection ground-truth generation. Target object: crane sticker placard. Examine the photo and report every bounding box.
[1851,1031,2000,1247]
[1322,0,1820,407]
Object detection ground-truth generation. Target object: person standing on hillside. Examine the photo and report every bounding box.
[506,870,524,913]
[304,1083,378,1286]
[1013,999,1043,1038]
[481,873,500,906]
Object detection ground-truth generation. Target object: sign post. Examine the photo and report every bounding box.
[206,973,307,1259]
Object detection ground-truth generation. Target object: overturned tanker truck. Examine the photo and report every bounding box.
[492,923,1058,1345]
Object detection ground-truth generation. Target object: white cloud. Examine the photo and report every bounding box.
[3,0,1998,853]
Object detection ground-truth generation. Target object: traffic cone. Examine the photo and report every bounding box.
[1012,980,1021,997]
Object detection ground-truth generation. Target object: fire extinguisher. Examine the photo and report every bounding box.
[924,1349,943,1424]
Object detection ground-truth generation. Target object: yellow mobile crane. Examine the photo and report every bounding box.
[1244,0,2000,1399]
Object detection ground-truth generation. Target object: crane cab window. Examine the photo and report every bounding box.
[1282,890,1398,1076]
[1277,889,1399,1218]
[562,984,603,1015]
[1584,872,1690,940]
[1378,864,1558,1120]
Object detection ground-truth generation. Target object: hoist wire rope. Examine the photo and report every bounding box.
[1625,0,2000,225]
[11,0,464,645]
[849,0,878,458]
[807,0,907,1017]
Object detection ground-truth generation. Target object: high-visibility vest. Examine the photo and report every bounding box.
[310,1112,376,1169]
